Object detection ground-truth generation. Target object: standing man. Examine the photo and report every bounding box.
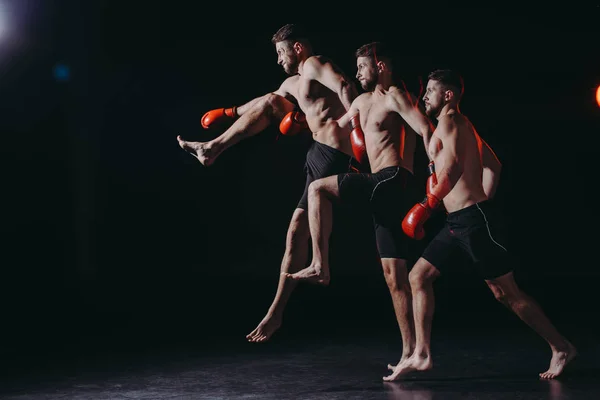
[385,69,576,381]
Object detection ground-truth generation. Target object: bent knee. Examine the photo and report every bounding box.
[409,258,439,288]
[264,93,294,117]
[486,272,522,304]
[308,180,326,196]
[381,259,409,289]
[487,283,522,305]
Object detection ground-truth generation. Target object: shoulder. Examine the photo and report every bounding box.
[303,55,325,70]
[354,92,371,107]
[435,113,460,136]
[281,75,300,88]
[388,85,408,97]
[284,74,300,83]
[387,86,413,105]
[306,55,330,65]
[304,55,343,73]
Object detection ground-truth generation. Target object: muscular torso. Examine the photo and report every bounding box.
[428,114,488,212]
[357,89,416,174]
[285,74,353,156]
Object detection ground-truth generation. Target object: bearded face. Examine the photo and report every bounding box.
[356,56,378,91]
[423,79,446,118]
[275,41,300,75]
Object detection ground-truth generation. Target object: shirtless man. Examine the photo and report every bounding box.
[384,69,576,381]
[177,24,358,343]
[285,42,433,365]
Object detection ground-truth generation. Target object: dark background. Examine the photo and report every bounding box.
[1,1,599,362]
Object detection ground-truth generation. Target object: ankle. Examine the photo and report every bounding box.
[403,346,415,358]
[415,348,431,359]
[266,309,283,320]
[551,340,571,354]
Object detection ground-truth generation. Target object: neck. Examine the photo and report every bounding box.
[374,75,395,93]
[296,53,312,75]
[436,103,459,120]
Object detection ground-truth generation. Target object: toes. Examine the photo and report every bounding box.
[387,364,395,371]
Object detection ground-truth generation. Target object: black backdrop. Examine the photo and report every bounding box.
[2,2,599,356]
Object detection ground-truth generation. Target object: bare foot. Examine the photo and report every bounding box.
[386,353,413,372]
[539,341,577,379]
[177,135,221,166]
[246,314,282,343]
[283,264,330,286]
[383,353,433,381]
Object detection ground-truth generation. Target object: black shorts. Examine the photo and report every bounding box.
[421,200,513,280]
[338,166,417,259]
[297,142,354,210]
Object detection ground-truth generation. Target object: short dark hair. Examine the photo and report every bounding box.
[355,41,392,69]
[271,24,310,45]
[427,69,464,98]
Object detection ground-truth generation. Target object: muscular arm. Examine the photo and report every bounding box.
[337,96,363,130]
[481,138,502,199]
[273,76,297,101]
[390,90,435,156]
[303,56,357,111]
[430,117,462,201]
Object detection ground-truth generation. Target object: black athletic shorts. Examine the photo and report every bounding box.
[338,166,417,259]
[421,200,513,280]
[297,141,354,210]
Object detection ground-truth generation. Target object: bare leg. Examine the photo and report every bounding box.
[285,176,340,286]
[177,93,294,166]
[381,258,415,370]
[246,208,310,343]
[384,258,439,381]
[486,272,577,379]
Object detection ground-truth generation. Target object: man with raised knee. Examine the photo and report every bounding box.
[178,24,359,342]
[285,42,434,368]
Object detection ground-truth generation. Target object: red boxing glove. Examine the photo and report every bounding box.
[350,114,368,166]
[201,107,237,129]
[279,111,308,136]
[402,161,441,240]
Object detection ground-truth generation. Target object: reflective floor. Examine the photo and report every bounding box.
[1,326,597,400]
[1,274,597,399]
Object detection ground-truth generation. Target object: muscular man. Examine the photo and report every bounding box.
[285,42,433,365]
[177,24,358,343]
[385,69,576,381]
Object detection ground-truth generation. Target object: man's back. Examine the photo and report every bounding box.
[428,113,488,212]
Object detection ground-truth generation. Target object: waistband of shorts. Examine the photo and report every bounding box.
[312,140,351,157]
[376,165,414,177]
[447,199,491,219]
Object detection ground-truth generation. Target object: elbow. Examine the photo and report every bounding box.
[339,80,356,102]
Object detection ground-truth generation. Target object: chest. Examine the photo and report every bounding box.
[361,95,399,132]
[297,78,326,104]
